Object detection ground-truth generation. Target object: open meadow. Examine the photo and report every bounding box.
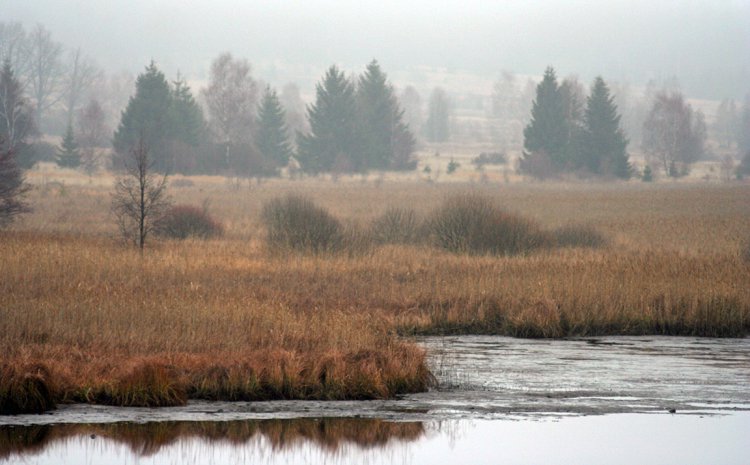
[2,168,749,413]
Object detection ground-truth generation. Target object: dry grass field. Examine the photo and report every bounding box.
[2,168,749,413]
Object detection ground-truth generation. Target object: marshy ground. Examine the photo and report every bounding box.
[1,172,749,413]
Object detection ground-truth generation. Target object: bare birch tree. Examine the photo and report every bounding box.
[111,138,170,252]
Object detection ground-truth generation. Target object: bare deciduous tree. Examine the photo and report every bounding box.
[27,24,65,128]
[63,48,101,127]
[0,22,31,83]
[201,53,258,170]
[111,138,170,252]
[642,91,706,176]
[76,98,107,174]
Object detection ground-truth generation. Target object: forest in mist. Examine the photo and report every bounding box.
[2,1,750,182]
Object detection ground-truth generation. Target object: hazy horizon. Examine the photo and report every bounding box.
[5,0,750,100]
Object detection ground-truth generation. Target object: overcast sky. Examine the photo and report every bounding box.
[5,0,750,99]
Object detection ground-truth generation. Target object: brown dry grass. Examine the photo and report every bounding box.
[2,174,750,412]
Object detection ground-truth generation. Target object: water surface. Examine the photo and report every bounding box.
[2,336,748,464]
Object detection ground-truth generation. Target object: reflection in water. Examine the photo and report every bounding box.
[0,418,424,461]
[3,414,750,465]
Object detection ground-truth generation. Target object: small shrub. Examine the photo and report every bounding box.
[472,151,507,168]
[262,195,344,253]
[371,207,420,245]
[642,165,653,182]
[553,224,608,249]
[427,193,552,255]
[155,204,223,239]
[446,158,460,174]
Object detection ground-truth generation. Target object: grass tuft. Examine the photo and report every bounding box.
[0,363,57,414]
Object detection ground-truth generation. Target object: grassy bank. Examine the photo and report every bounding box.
[2,177,749,413]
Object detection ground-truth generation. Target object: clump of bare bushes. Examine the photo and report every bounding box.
[371,207,421,245]
[262,193,607,256]
[426,193,553,255]
[155,204,224,240]
[262,195,345,253]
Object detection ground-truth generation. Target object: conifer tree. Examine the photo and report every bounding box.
[580,77,631,178]
[0,138,29,227]
[0,60,36,168]
[113,61,173,172]
[521,67,568,173]
[169,76,205,148]
[55,124,80,168]
[297,65,358,174]
[256,86,293,175]
[356,60,415,171]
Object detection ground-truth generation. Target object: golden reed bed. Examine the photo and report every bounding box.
[2,177,749,413]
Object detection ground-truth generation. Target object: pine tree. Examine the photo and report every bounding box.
[0,139,29,227]
[580,77,631,178]
[356,60,415,171]
[169,76,205,148]
[521,67,568,173]
[113,61,173,172]
[55,124,80,168]
[0,60,37,168]
[297,65,358,174]
[256,86,293,175]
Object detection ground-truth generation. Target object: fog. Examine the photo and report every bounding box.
[5,0,749,99]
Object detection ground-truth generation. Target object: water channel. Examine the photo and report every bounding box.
[2,336,749,464]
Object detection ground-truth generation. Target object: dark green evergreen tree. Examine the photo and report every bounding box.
[521,67,568,173]
[256,86,293,176]
[0,60,37,168]
[580,77,631,178]
[297,66,358,174]
[169,76,205,148]
[113,62,173,172]
[355,60,415,171]
[167,76,206,173]
[55,124,81,168]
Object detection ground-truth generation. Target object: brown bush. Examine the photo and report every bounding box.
[155,204,223,239]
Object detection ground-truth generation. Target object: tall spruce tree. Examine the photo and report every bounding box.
[356,60,415,171]
[256,86,293,175]
[297,65,358,174]
[55,124,81,168]
[169,76,205,148]
[0,60,36,167]
[580,77,631,178]
[521,67,569,173]
[113,62,172,172]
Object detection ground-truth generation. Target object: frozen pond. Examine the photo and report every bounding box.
[2,336,749,464]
